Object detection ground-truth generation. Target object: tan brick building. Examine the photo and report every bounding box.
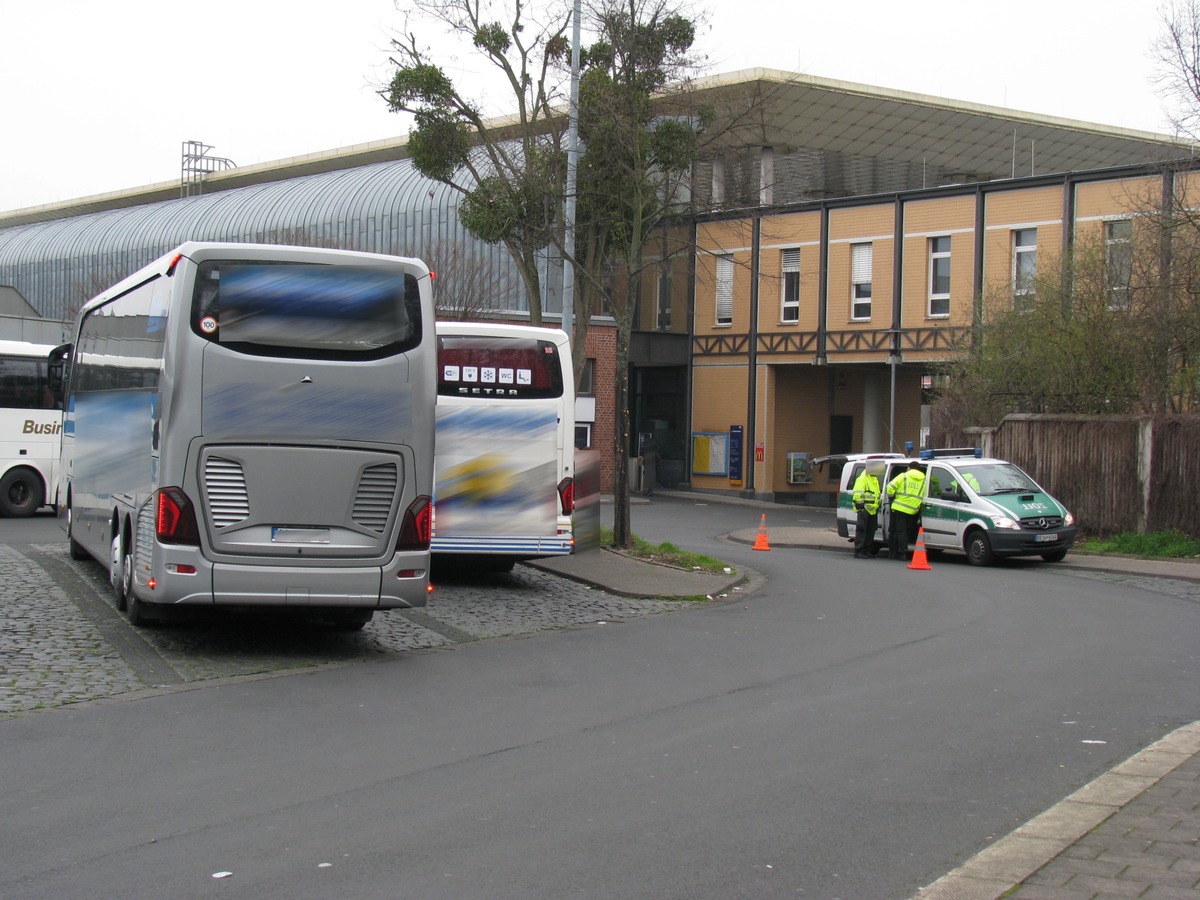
[683,165,1196,504]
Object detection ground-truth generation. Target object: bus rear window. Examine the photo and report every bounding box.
[438,336,564,399]
[191,262,422,358]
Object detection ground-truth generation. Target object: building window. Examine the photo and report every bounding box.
[574,423,592,450]
[1105,219,1132,309]
[657,267,672,330]
[851,243,872,320]
[928,236,951,317]
[1012,228,1037,310]
[780,248,800,322]
[578,358,595,395]
[715,253,733,325]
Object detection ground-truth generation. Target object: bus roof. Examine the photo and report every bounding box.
[0,338,56,357]
[436,321,570,345]
[76,242,434,319]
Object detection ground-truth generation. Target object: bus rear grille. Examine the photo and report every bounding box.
[205,457,251,528]
[352,463,398,533]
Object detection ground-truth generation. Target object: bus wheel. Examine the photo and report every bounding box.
[966,531,995,567]
[111,536,129,612]
[0,468,43,518]
[122,545,156,626]
[67,503,88,560]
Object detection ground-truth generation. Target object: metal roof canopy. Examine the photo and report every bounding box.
[1,68,1187,229]
[685,70,1187,181]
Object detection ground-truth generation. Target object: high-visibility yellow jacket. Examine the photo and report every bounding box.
[887,468,926,515]
[852,472,881,514]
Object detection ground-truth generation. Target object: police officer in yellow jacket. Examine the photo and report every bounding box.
[886,460,926,560]
[851,465,882,558]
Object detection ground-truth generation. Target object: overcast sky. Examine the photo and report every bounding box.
[0,0,1180,212]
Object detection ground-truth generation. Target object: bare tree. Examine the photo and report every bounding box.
[382,0,573,327]
[418,238,521,319]
[1152,0,1200,138]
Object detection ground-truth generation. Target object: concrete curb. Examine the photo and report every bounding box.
[912,720,1200,899]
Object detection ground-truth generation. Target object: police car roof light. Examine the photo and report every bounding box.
[919,447,983,460]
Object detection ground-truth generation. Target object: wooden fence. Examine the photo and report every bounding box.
[945,414,1200,538]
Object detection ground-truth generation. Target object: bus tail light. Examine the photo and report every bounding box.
[396,495,432,551]
[558,477,575,515]
[156,487,200,545]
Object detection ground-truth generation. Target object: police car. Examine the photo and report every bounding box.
[817,448,1077,566]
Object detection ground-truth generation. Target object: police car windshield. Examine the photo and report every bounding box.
[967,463,1039,495]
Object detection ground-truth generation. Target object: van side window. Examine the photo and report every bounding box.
[928,464,960,500]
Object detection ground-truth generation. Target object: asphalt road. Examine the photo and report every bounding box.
[1,502,1198,899]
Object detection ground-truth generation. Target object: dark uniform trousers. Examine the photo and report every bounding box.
[854,508,878,557]
[889,509,918,559]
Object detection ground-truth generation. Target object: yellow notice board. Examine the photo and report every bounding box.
[692,432,728,476]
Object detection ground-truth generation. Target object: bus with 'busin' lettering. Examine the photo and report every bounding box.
[0,338,61,518]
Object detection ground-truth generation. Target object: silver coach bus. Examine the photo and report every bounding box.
[49,242,436,628]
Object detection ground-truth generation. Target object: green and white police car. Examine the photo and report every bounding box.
[820,448,1078,566]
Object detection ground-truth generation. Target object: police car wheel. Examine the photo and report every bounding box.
[966,531,995,567]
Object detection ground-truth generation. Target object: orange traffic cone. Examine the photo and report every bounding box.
[752,514,771,551]
[907,527,932,570]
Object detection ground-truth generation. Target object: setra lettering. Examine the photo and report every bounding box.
[22,419,63,435]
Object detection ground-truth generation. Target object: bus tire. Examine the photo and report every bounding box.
[966,530,995,567]
[111,535,129,612]
[0,468,43,518]
[126,593,154,627]
[67,502,89,560]
[121,543,157,626]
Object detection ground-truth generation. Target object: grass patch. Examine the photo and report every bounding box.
[601,527,734,575]
[1077,530,1200,559]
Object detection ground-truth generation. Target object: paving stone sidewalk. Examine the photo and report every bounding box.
[1007,738,1200,898]
[916,721,1200,899]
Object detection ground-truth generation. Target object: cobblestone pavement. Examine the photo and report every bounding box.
[1,542,684,717]
[1061,568,1200,604]
[5,534,1197,720]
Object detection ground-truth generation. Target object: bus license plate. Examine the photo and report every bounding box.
[272,527,331,544]
[1034,533,1058,543]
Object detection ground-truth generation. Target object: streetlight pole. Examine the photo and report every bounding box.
[888,351,898,452]
[885,328,902,452]
[561,0,582,343]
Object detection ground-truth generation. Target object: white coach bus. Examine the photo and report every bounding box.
[0,339,61,517]
[433,322,575,570]
[49,242,437,627]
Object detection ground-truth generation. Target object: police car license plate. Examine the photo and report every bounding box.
[1034,533,1058,543]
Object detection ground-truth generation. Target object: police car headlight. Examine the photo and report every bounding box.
[1064,512,1074,526]
[989,514,1020,530]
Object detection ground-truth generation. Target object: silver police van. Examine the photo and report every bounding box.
[818,448,1077,566]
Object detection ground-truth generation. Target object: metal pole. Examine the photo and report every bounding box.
[889,353,897,452]
[561,0,581,342]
